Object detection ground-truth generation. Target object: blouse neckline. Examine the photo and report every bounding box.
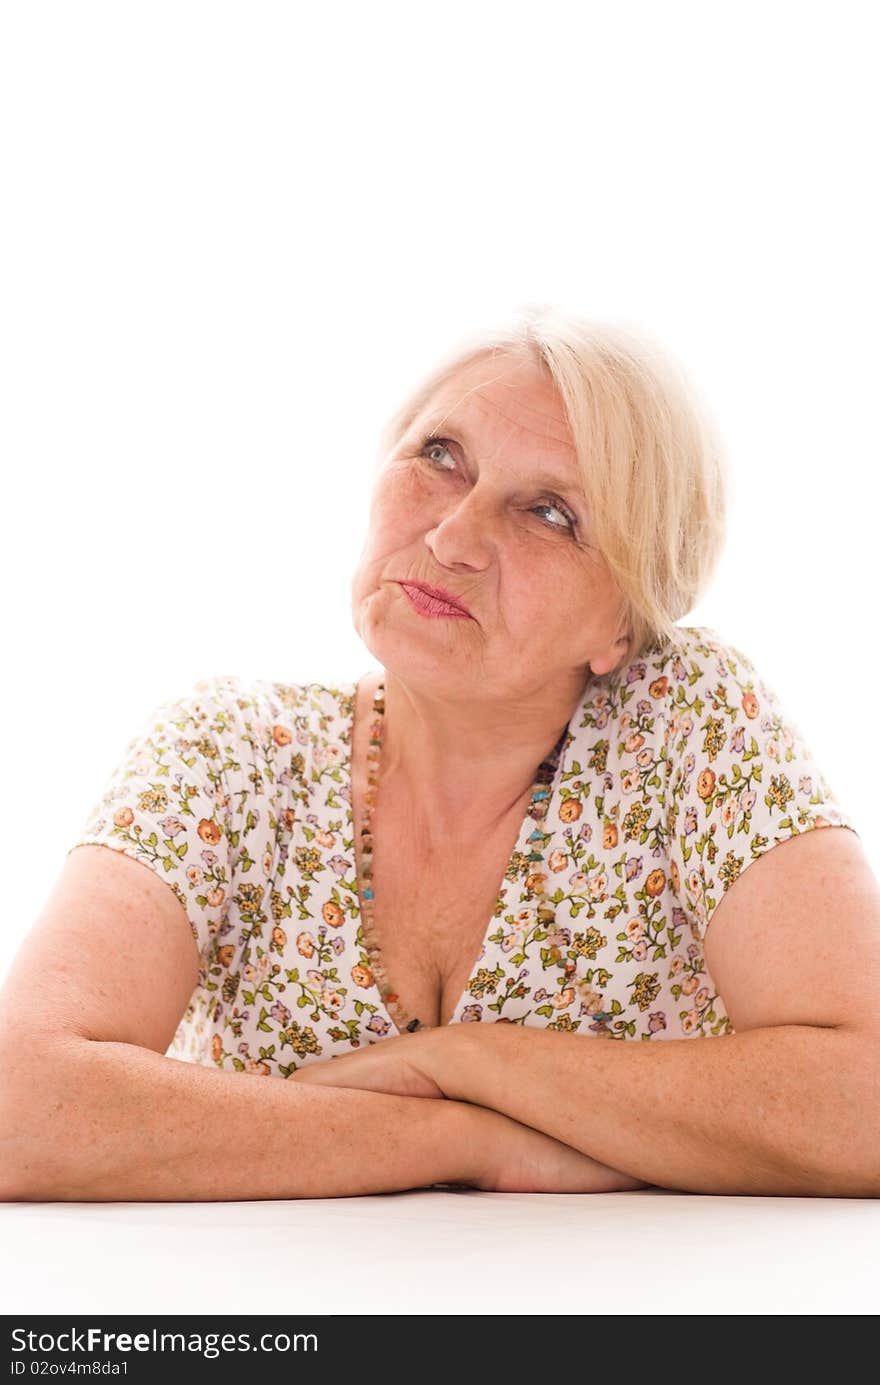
[344,674,575,1033]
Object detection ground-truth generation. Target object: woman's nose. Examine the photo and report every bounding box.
[425,488,496,557]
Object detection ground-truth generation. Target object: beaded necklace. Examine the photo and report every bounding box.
[356,677,570,1034]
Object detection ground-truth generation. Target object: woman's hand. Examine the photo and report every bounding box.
[289,1028,652,1193]
[468,1107,652,1194]
[288,1029,446,1100]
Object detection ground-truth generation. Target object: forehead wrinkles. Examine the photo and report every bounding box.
[425,366,577,455]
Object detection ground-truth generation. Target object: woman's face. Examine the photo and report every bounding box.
[351,352,631,700]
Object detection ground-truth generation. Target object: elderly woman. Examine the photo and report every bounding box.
[2,307,877,1202]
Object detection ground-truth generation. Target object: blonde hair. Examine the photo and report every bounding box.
[374,304,729,669]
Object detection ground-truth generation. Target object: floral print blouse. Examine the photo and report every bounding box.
[67,625,860,1075]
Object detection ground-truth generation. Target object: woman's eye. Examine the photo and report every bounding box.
[417,435,578,535]
[420,438,456,470]
[531,500,577,532]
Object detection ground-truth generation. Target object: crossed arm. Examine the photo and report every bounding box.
[293,828,880,1198]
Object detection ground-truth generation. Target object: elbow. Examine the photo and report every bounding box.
[0,1092,38,1201]
[0,1081,48,1201]
[0,1040,84,1202]
[795,1114,880,1199]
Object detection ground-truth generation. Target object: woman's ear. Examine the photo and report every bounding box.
[588,629,632,679]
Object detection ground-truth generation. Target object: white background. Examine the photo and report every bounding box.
[1,8,875,952]
[5,1190,880,1315]
[1,0,880,1318]
[1,8,876,1026]
[1,2,875,952]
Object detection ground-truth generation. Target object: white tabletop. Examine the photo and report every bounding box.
[2,1188,878,1315]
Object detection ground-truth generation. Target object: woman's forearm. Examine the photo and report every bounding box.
[0,1034,488,1202]
[424,1020,880,1197]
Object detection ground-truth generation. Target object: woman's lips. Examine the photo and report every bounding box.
[398,582,472,618]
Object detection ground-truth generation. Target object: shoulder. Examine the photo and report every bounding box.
[657,623,814,754]
[234,676,357,760]
[104,673,357,799]
[601,623,790,736]
[655,626,858,939]
[163,673,356,741]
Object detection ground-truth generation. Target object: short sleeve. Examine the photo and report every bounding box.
[67,675,243,963]
[663,629,861,942]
